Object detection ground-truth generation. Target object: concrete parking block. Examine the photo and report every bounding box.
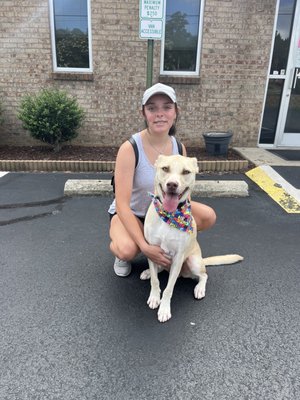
[64,179,249,198]
[64,179,113,196]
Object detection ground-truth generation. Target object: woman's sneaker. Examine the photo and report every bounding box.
[113,257,132,277]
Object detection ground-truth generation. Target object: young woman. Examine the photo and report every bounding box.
[108,83,216,276]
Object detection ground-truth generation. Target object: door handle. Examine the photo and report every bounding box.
[293,68,300,89]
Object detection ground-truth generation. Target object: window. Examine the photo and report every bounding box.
[260,80,284,144]
[160,0,204,76]
[270,0,296,74]
[49,0,92,72]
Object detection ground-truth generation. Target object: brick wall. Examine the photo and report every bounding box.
[159,0,276,147]
[0,0,276,148]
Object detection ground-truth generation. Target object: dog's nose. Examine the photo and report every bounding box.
[166,181,178,192]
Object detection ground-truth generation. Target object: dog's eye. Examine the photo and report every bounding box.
[182,169,191,175]
[162,166,170,173]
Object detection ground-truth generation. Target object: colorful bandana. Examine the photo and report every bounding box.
[148,193,193,234]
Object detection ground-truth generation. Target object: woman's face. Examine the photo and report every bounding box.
[143,94,177,135]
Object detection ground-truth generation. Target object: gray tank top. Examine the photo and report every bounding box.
[108,132,180,217]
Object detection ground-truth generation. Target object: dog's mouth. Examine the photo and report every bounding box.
[159,185,189,213]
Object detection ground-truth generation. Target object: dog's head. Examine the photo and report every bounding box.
[154,154,199,213]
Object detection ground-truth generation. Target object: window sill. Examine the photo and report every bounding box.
[51,72,94,81]
[159,75,200,85]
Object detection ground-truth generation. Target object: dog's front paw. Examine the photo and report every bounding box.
[194,283,206,300]
[147,293,160,309]
[140,269,151,280]
[157,304,172,323]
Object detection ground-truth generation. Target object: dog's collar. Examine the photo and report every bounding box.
[148,193,193,234]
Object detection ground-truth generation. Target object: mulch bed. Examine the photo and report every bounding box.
[0,145,245,162]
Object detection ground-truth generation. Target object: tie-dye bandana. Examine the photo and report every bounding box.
[148,193,193,234]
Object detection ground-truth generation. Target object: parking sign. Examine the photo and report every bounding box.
[139,0,165,40]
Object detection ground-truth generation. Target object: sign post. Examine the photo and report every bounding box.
[146,39,154,88]
[139,0,165,88]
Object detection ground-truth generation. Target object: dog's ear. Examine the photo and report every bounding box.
[154,154,165,168]
[190,157,199,173]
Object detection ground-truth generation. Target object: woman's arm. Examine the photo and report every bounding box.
[114,141,145,248]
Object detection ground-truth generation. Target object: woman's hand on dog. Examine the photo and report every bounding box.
[141,243,172,267]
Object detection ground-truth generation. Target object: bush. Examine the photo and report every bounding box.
[18,89,85,152]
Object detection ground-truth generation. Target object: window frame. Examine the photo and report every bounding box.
[160,0,205,76]
[48,0,93,73]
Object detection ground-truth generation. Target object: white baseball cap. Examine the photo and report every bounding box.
[142,83,177,106]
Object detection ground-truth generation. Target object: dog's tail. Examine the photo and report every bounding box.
[203,254,243,267]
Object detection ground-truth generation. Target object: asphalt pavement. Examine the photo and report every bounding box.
[0,171,300,399]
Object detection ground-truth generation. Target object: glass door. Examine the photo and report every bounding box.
[260,0,300,147]
[277,0,300,146]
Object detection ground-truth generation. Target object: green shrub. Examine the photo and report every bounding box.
[18,89,85,152]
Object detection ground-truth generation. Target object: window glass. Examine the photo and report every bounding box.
[270,0,296,74]
[284,71,300,133]
[260,80,284,144]
[162,0,202,73]
[53,0,90,69]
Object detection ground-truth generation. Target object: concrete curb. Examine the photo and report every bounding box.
[0,160,116,172]
[0,159,249,173]
[234,147,300,167]
[64,179,249,198]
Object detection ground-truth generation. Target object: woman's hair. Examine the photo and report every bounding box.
[142,103,179,136]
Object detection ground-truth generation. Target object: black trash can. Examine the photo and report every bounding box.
[202,131,233,156]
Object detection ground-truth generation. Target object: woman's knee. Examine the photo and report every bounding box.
[109,215,140,260]
[110,240,139,261]
[118,243,139,261]
[205,206,217,227]
[191,202,217,231]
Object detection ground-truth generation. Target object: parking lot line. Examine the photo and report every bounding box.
[246,166,300,213]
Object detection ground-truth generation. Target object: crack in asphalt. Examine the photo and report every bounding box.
[0,197,65,209]
[0,211,61,226]
[0,198,65,226]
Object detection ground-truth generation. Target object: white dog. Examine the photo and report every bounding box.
[140,154,243,322]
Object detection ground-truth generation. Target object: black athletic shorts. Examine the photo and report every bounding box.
[109,212,145,224]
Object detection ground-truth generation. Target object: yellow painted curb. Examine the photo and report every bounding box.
[246,166,300,214]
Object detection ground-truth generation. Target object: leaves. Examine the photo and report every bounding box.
[56,28,89,68]
[164,12,198,72]
[18,89,85,151]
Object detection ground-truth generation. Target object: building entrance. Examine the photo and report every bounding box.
[260,0,300,148]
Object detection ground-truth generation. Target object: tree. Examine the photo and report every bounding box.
[56,28,89,68]
[271,31,290,73]
[164,12,198,71]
